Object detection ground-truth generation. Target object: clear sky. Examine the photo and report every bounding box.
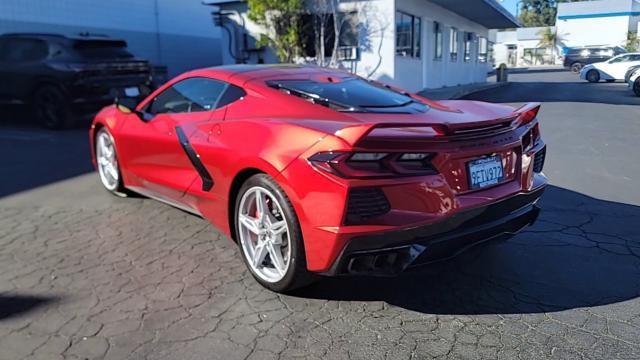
[497,0,520,16]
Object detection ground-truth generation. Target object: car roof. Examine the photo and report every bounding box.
[181,64,355,86]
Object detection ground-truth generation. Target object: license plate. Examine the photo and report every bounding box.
[467,155,504,189]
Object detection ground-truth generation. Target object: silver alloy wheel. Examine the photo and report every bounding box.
[96,130,119,191]
[238,186,291,283]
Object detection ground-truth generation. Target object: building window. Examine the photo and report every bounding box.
[413,16,421,58]
[434,22,443,60]
[396,11,421,58]
[449,28,458,62]
[478,37,488,63]
[464,32,474,62]
[488,41,495,65]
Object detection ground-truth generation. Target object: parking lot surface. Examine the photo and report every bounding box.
[1,69,640,359]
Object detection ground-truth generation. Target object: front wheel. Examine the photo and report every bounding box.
[634,79,640,97]
[95,128,128,197]
[586,70,600,83]
[235,174,314,292]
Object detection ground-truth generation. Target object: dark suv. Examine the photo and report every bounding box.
[0,33,152,128]
[563,46,626,73]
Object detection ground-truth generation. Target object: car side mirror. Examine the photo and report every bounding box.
[113,87,152,121]
[115,97,139,114]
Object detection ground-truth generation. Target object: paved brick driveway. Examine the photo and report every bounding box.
[2,179,640,359]
[1,70,640,359]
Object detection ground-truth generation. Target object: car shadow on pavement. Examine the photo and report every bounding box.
[464,81,640,106]
[0,295,58,320]
[293,185,640,315]
[0,108,93,198]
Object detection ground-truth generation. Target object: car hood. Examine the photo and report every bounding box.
[582,62,606,71]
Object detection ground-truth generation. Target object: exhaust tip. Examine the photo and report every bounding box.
[346,245,425,276]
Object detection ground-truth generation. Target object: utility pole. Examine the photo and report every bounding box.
[515,0,523,18]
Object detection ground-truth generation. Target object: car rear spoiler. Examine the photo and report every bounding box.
[333,102,542,147]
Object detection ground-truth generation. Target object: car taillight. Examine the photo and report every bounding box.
[517,105,540,125]
[522,122,542,152]
[309,152,437,178]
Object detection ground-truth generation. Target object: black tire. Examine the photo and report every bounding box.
[634,79,640,97]
[95,128,129,197]
[32,85,72,129]
[586,70,600,83]
[235,174,314,293]
[570,62,583,73]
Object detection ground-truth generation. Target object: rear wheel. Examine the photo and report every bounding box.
[235,174,314,292]
[32,85,72,129]
[570,62,583,73]
[586,70,600,83]
[95,128,128,197]
[634,79,640,97]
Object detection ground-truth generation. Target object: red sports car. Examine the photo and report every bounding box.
[90,65,547,292]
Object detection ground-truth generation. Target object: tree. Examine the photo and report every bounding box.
[625,31,639,52]
[307,0,336,67]
[306,0,362,68]
[518,0,589,27]
[537,27,559,60]
[247,0,304,62]
[518,0,557,27]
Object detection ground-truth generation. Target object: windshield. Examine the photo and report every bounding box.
[271,78,423,109]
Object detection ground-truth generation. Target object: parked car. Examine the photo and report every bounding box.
[627,67,640,96]
[563,46,626,73]
[0,33,152,129]
[90,65,548,292]
[624,64,640,84]
[579,53,640,83]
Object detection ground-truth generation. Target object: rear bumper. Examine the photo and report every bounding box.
[323,186,545,276]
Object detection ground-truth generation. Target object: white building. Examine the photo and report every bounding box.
[493,27,561,67]
[493,0,640,68]
[0,0,222,76]
[212,0,519,92]
[556,0,640,48]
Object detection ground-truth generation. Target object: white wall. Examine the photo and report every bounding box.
[394,0,491,91]
[557,16,631,48]
[493,27,562,67]
[556,0,639,48]
[341,0,397,88]
[0,0,222,76]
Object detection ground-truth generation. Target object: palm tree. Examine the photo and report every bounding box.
[537,27,559,65]
[625,31,639,52]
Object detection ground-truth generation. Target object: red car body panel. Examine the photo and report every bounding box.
[90,65,547,274]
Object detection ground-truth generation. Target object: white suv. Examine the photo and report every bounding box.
[580,53,640,83]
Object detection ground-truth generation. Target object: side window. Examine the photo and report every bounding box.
[146,78,227,115]
[217,84,246,108]
[0,38,48,62]
[609,55,629,64]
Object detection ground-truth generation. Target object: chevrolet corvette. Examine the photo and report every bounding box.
[90,65,547,292]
